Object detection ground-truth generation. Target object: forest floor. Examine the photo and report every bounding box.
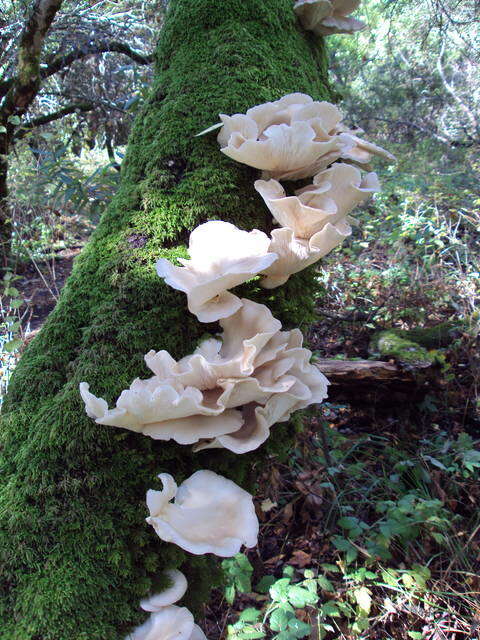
[200,304,479,640]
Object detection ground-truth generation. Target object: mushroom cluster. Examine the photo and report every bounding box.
[294,0,366,36]
[81,78,393,637]
[202,92,394,181]
[80,298,328,454]
[255,163,380,286]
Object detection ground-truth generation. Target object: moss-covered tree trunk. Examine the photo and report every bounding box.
[0,1,332,637]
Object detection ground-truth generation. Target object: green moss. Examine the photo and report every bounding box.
[0,1,332,637]
[394,322,462,349]
[370,330,435,367]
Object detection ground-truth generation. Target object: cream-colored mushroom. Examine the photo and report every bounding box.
[201,93,394,179]
[79,381,243,445]
[80,299,329,453]
[146,471,259,557]
[259,224,351,288]
[335,124,397,165]
[156,221,277,323]
[215,94,344,180]
[140,570,188,612]
[294,0,366,36]
[126,606,207,640]
[149,299,328,453]
[255,164,380,240]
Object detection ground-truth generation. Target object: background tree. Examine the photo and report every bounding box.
[0,0,334,638]
[328,0,479,147]
[0,0,161,262]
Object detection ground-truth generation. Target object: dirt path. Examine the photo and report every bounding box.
[17,247,82,334]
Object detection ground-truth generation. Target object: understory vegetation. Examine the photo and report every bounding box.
[1,0,478,638]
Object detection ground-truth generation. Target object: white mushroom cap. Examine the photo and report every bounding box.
[126,606,207,640]
[146,471,259,557]
[192,301,329,453]
[79,381,243,445]
[294,0,366,36]
[255,164,379,240]
[206,94,394,179]
[140,570,188,612]
[259,224,351,288]
[338,130,397,165]
[214,94,349,180]
[156,221,277,323]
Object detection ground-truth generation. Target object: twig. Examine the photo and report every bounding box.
[312,414,333,468]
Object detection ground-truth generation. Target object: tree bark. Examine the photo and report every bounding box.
[0,1,332,638]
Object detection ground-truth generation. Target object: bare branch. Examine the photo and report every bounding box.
[43,40,154,75]
[13,102,94,140]
[0,40,153,100]
[436,38,479,137]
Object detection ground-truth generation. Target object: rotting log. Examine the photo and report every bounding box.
[316,358,417,384]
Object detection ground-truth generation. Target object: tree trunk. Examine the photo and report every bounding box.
[0,1,331,638]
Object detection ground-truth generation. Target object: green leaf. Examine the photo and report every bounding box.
[270,608,290,631]
[235,572,252,593]
[287,618,311,638]
[237,626,265,639]
[407,633,423,639]
[239,608,262,622]
[337,516,360,529]
[8,320,21,332]
[270,578,291,603]
[4,338,22,352]
[320,602,341,617]
[320,563,340,573]
[287,585,318,608]
[0,125,6,133]
[9,299,23,309]
[354,587,371,614]
[8,115,21,125]
[256,575,276,593]
[225,584,236,605]
[235,553,254,572]
[317,575,334,592]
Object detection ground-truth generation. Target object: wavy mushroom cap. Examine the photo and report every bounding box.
[140,570,188,612]
[146,471,259,557]
[294,0,366,35]
[126,606,207,640]
[147,299,328,453]
[255,164,379,240]
[259,224,351,289]
[337,129,397,165]
[81,299,329,454]
[79,381,243,445]
[156,221,277,322]
[206,94,394,179]
[213,93,350,180]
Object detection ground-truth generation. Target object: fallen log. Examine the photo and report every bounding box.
[316,358,416,384]
[315,359,435,405]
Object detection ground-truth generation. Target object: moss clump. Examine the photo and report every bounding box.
[0,1,332,638]
[370,330,435,367]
